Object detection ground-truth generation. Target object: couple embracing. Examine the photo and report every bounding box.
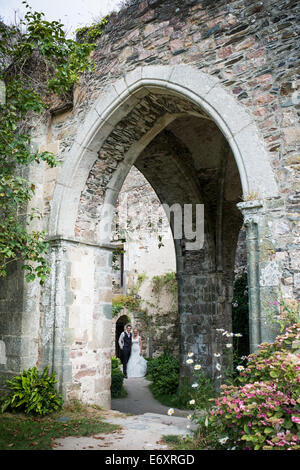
[118,324,147,378]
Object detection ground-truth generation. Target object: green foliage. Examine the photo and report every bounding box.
[232,272,249,359]
[152,272,177,298]
[112,302,124,318]
[112,294,141,316]
[195,323,300,450]
[0,3,97,283]
[111,369,124,398]
[1,366,63,416]
[147,351,179,396]
[112,245,125,271]
[0,410,118,450]
[186,370,217,410]
[237,323,300,391]
[110,356,124,398]
[76,17,108,43]
[111,355,121,370]
[267,297,299,332]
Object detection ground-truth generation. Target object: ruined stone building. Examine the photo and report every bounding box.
[0,0,299,408]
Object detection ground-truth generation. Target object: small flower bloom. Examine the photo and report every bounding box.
[187,415,192,420]
[186,359,194,364]
[235,333,243,337]
[226,343,232,348]
[214,353,221,357]
[291,416,300,424]
[217,375,222,379]
[216,363,221,371]
[187,352,194,357]
[168,408,174,416]
[219,437,229,445]
[236,365,245,372]
[192,383,199,388]
[194,364,201,370]
[189,399,195,405]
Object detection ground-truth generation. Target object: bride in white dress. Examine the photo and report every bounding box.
[127,328,147,378]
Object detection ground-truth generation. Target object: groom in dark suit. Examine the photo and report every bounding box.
[118,324,132,378]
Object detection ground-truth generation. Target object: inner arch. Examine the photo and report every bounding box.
[75,90,244,380]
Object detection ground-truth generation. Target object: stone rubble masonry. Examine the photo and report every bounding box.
[111,166,179,358]
[0,0,299,406]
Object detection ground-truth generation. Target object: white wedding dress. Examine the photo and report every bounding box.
[127,336,147,378]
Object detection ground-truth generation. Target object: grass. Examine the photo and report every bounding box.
[162,435,191,450]
[148,382,190,410]
[162,429,212,451]
[0,400,119,450]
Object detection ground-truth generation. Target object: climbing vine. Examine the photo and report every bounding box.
[152,272,178,303]
[0,3,102,283]
[76,17,108,43]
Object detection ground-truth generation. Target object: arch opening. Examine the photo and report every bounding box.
[74,91,247,383]
[46,66,277,406]
[115,315,131,360]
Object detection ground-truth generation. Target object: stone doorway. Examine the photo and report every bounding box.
[115,315,130,360]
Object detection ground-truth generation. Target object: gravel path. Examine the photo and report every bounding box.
[111,377,191,417]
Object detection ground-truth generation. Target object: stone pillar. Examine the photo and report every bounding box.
[240,202,263,352]
[40,237,113,409]
[178,270,220,380]
[237,199,287,352]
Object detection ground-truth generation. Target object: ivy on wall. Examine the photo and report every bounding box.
[76,17,108,43]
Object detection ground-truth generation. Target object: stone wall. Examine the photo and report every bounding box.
[111,165,178,358]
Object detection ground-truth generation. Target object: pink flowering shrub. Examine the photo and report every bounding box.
[238,323,300,391]
[207,324,300,450]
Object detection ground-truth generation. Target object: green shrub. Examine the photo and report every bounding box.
[111,356,121,370]
[147,351,179,395]
[112,302,124,317]
[195,323,300,450]
[186,370,217,410]
[232,272,249,359]
[111,356,124,398]
[111,368,124,398]
[0,366,63,416]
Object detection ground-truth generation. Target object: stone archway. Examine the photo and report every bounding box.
[114,314,130,360]
[43,65,280,407]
